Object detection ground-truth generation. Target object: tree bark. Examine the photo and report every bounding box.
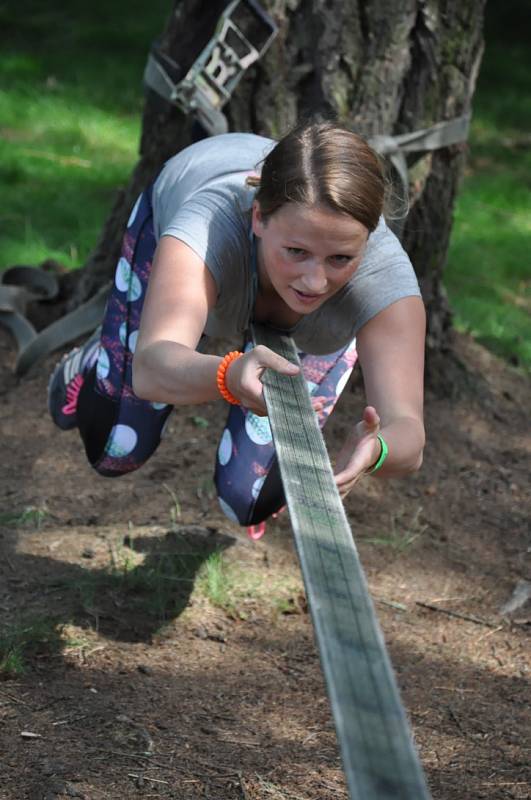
[72,0,486,368]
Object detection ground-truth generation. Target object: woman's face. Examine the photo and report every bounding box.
[252,201,369,315]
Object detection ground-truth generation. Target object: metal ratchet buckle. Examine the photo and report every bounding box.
[144,0,278,135]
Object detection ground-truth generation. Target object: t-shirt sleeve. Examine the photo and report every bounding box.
[347,216,421,332]
[157,192,246,297]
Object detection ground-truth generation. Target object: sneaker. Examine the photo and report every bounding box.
[47,328,101,430]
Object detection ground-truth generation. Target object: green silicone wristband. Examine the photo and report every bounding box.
[368,434,388,474]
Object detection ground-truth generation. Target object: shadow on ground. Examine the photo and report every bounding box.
[0,525,235,644]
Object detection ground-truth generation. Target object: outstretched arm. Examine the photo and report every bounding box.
[132,236,298,414]
[333,295,426,496]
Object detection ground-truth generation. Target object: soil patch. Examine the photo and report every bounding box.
[0,330,529,799]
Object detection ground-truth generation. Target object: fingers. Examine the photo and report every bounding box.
[253,345,300,377]
[224,346,299,413]
[362,405,380,431]
[333,406,383,497]
[334,443,378,496]
[334,456,366,494]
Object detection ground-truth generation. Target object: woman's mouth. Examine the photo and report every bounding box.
[292,288,326,305]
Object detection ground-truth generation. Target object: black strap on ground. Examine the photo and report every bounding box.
[252,323,431,800]
[0,267,109,375]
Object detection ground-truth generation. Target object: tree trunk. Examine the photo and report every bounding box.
[73,0,486,368]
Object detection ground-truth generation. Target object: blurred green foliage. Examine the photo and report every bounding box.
[0,0,168,266]
[445,3,531,372]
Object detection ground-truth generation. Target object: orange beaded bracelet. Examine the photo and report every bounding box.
[216,351,243,404]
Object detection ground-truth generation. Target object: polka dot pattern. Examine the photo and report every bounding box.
[218,429,233,466]
[251,475,266,499]
[96,348,110,380]
[127,273,142,303]
[245,413,272,445]
[115,257,131,292]
[218,497,240,523]
[106,424,138,458]
[128,330,138,353]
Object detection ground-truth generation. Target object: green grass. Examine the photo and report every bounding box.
[0,616,63,678]
[69,534,209,622]
[197,551,236,611]
[0,0,168,267]
[1,2,529,371]
[361,505,427,554]
[446,33,531,373]
[0,504,49,529]
[58,538,303,628]
[196,551,306,620]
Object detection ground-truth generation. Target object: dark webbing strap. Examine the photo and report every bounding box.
[252,324,431,800]
[0,269,109,375]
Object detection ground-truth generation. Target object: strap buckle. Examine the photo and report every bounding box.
[144,0,278,135]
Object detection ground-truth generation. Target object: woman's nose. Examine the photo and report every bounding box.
[300,261,328,292]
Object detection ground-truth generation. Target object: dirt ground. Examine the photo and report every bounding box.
[0,327,529,800]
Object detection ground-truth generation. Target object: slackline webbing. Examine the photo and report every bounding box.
[252,323,431,800]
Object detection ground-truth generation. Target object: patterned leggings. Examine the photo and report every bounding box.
[77,188,358,526]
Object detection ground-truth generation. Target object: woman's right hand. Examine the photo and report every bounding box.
[225,345,300,415]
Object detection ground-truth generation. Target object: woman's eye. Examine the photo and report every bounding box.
[329,254,352,266]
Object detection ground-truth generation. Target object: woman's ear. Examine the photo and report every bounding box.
[251,201,266,238]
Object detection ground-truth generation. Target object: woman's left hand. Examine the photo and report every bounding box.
[333,406,382,497]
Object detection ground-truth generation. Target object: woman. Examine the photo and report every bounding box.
[48,121,426,530]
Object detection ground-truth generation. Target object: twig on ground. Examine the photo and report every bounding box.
[52,714,89,726]
[34,696,68,712]
[433,686,476,693]
[415,601,497,628]
[127,774,169,785]
[91,748,238,783]
[267,654,306,676]
[474,625,504,644]
[255,775,309,800]
[481,782,530,788]
[90,749,174,771]
[375,597,408,612]
[447,705,466,734]
[0,689,34,709]
[4,555,15,572]
[192,756,240,776]
[238,772,251,800]
[314,779,348,795]
[424,595,481,604]
[218,736,260,746]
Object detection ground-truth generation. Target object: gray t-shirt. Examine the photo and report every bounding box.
[152,133,421,354]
